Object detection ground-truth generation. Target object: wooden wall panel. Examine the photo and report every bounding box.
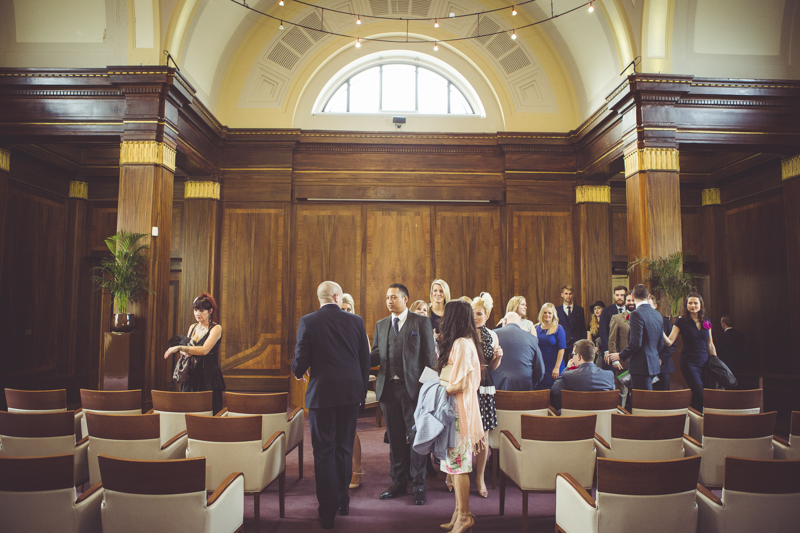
[89,206,118,251]
[171,201,182,258]
[612,207,628,262]
[681,209,702,258]
[511,208,574,315]
[180,199,219,335]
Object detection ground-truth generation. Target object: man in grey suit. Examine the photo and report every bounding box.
[491,312,544,391]
[606,284,663,393]
[370,283,436,505]
[551,339,614,410]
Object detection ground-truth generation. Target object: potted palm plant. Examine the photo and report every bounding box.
[628,251,705,318]
[91,231,154,332]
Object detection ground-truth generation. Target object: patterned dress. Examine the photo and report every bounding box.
[477,326,498,431]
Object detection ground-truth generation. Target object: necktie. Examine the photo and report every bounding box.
[618,307,623,314]
[393,317,400,337]
[567,306,571,316]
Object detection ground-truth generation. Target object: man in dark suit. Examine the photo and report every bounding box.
[648,295,676,391]
[292,281,371,530]
[551,339,614,410]
[555,285,585,362]
[491,311,545,391]
[606,284,662,393]
[598,285,628,369]
[370,283,436,505]
[717,316,744,377]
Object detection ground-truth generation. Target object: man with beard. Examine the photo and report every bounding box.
[598,286,628,369]
[608,293,636,408]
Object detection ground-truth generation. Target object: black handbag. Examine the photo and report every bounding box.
[703,356,738,389]
[171,329,201,383]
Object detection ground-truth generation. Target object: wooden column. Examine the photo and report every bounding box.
[699,188,725,328]
[180,180,220,334]
[62,181,89,375]
[0,147,8,283]
[574,185,612,323]
[782,156,800,374]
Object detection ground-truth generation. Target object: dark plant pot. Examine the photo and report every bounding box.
[112,313,136,332]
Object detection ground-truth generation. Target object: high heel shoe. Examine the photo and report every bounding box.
[451,512,474,533]
[440,512,474,531]
[445,474,453,492]
[476,481,488,498]
[349,470,364,489]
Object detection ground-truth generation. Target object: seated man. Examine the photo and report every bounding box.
[550,339,614,411]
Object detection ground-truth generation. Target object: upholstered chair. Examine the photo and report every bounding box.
[555,456,701,533]
[499,414,597,533]
[560,389,622,442]
[488,389,552,489]
[594,413,686,461]
[79,389,142,439]
[147,390,212,446]
[773,411,800,459]
[696,456,800,533]
[5,387,83,440]
[85,411,188,485]
[0,454,103,533]
[683,411,776,487]
[186,413,286,533]
[98,454,245,533]
[220,391,304,478]
[628,389,692,434]
[0,410,89,486]
[687,389,762,441]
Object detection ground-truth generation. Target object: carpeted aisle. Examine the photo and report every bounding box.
[248,412,560,532]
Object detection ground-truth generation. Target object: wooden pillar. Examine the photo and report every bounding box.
[575,185,612,324]
[699,188,725,327]
[782,156,800,374]
[0,147,8,283]
[62,181,89,375]
[180,180,220,334]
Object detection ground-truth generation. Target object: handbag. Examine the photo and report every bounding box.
[172,325,202,383]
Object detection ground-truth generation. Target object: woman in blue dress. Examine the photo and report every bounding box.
[663,292,718,412]
[533,302,567,390]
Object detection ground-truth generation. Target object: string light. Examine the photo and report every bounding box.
[512,6,517,16]
[433,42,439,51]
[588,2,594,13]
[356,15,361,24]
[434,19,439,28]
[511,29,516,39]
[355,37,361,48]
[279,21,284,29]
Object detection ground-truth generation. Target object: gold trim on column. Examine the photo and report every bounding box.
[575,185,611,204]
[120,141,176,172]
[69,181,89,199]
[781,155,800,181]
[184,181,221,200]
[0,147,9,172]
[624,148,680,178]
[701,188,720,206]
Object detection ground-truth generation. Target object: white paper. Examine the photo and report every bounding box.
[419,366,439,384]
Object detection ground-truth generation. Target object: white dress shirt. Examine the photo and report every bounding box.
[391,308,409,332]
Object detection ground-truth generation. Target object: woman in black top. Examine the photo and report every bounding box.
[163,293,226,414]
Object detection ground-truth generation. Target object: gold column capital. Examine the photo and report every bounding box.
[0,147,9,172]
[120,141,176,172]
[575,185,611,204]
[624,147,680,178]
[69,181,89,199]
[184,180,221,200]
[701,188,720,206]
[782,154,800,181]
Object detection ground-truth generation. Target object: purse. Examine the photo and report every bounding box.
[172,325,202,383]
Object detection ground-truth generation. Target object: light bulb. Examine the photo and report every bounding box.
[433,42,439,51]
[434,19,439,28]
[355,38,361,48]
[588,2,594,13]
[279,21,284,30]
[511,29,516,40]
[356,15,361,25]
[278,0,284,5]
[512,6,517,16]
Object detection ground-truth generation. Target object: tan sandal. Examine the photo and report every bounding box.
[349,470,364,489]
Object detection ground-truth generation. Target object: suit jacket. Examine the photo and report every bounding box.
[608,313,632,354]
[716,328,744,374]
[556,304,586,347]
[490,323,545,391]
[618,303,662,377]
[292,304,371,409]
[550,363,615,409]
[598,304,624,369]
[370,311,436,402]
[657,316,677,374]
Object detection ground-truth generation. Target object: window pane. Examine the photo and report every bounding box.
[349,67,380,113]
[417,68,448,114]
[449,85,473,115]
[381,64,416,111]
[323,83,348,112]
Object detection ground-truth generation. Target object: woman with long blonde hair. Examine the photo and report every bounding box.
[505,296,533,333]
[534,302,566,390]
[429,279,451,333]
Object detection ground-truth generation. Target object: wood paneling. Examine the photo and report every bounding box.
[180,198,219,335]
[681,209,701,258]
[611,207,627,262]
[575,203,611,321]
[784,177,800,374]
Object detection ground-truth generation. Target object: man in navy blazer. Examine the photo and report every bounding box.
[648,295,676,391]
[551,339,614,410]
[492,312,545,391]
[607,284,662,393]
[555,285,585,361]
[598,285,628,369]
[293,281,370,529]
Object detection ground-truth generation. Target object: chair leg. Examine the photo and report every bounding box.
[298,441,304,480]
[253,492,260,533]
[499,470,505,515]
[279,471,286,518]
[522,490,529,533]
[491,448,499,489]
[376,405,383,427]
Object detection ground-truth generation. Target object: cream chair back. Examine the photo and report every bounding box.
[151,390,212,445]
[489,390,551,448]
[631,389,692,434]
[698,412,776,487]
[0,410,76,456]
[79,389,141,437]
[774,411,800,459]
[606,413,685,461]
[225,392,302,450]
[5,388,67,412]
[561,390,620,442]
[85,412,162,485]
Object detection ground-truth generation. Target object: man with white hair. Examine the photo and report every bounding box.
[491,311,545,391]
[293,281,371,529]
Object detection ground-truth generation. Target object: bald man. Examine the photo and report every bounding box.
[491,312,544,391]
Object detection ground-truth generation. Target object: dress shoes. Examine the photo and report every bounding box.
[317,515,335,530]
[337,498,350,516]
[378,483,408,500]
[413,487,427,505]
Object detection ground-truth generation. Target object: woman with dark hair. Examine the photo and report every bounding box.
[437,300,485,533]
[163,293,226,414]
[663,292,718,411]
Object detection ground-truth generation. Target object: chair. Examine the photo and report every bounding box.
[696,456,800,533]
[5,387,83,440]
[79,389,142,439]
[85,411,188,485]
[594,413,686,461]
[148,390,213,446]
[98,454,245,533]
[0,410,89,486]
[556,456,701,533]
[629,389,692,434]
[687,389,762,441]
[773,411,800,459]
[560,389,622,442]
[683,411,776,487]
[488,389,551,489]
[0,454,103,533]
[186,414,285,533]
[365,373,383,427]
[220,391,304,478]
[499,414,597,533]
